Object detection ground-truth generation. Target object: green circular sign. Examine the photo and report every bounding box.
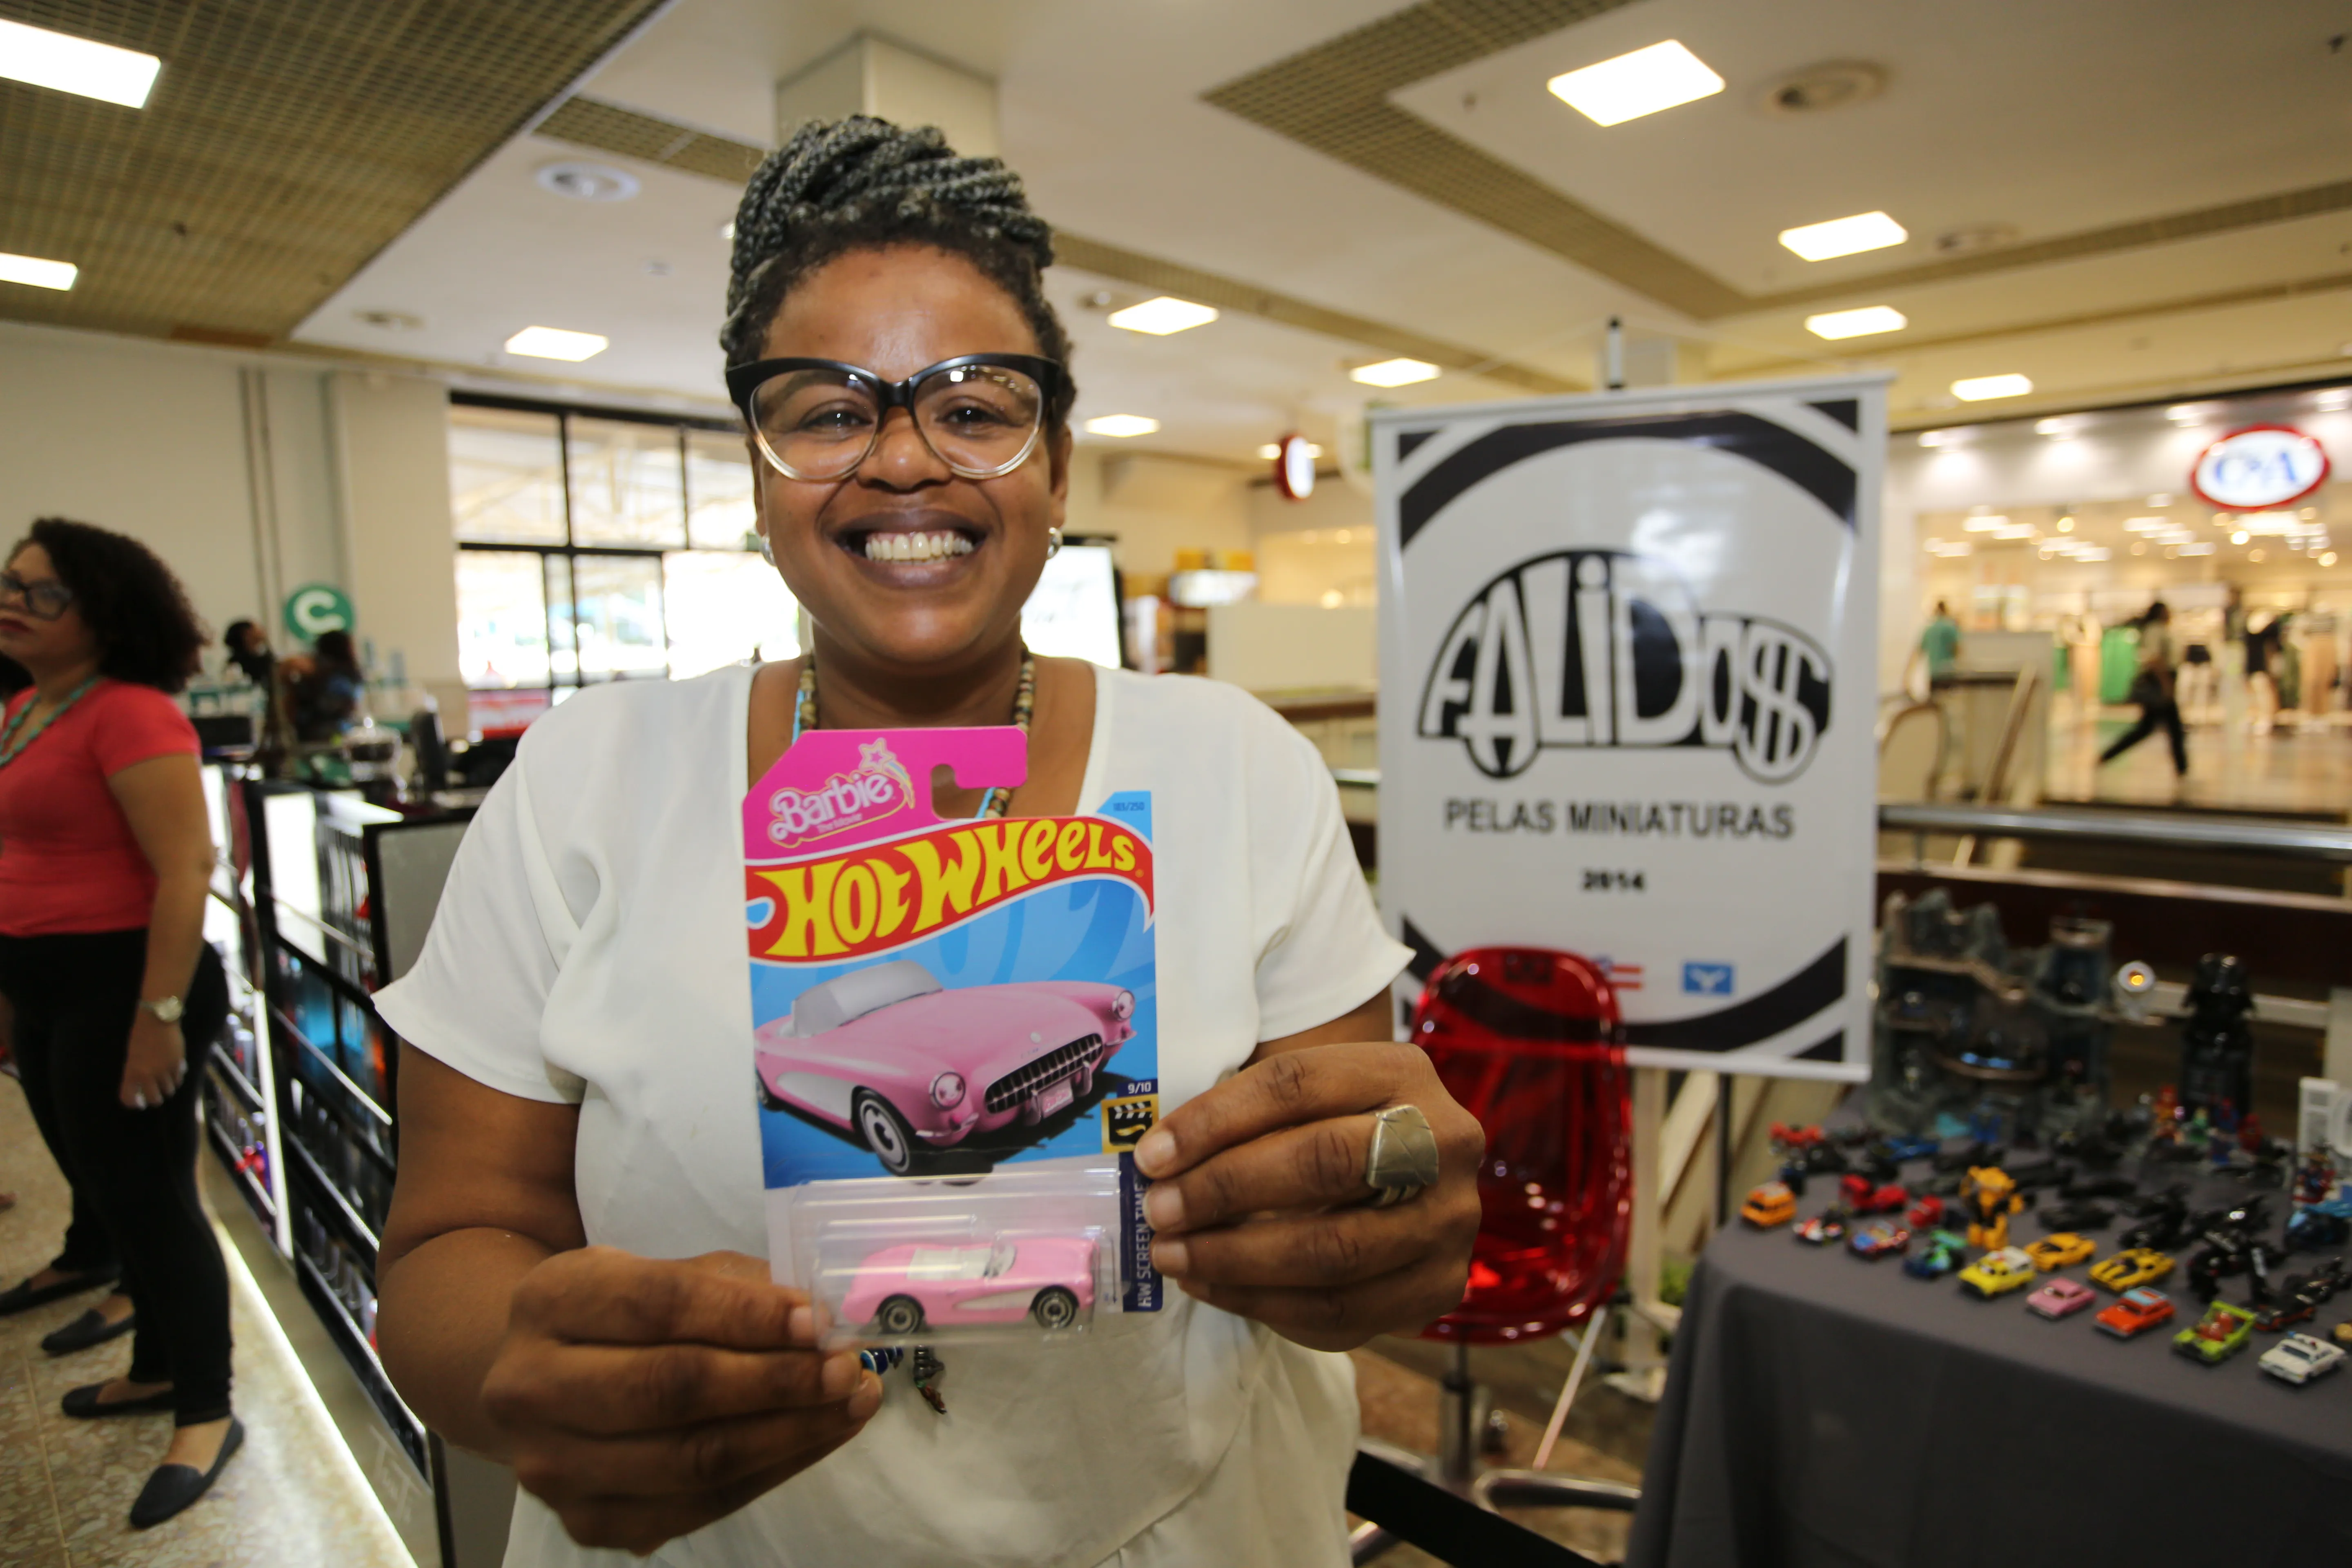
[284,582,354,641]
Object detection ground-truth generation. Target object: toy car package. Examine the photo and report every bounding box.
[744,726,1162,1344]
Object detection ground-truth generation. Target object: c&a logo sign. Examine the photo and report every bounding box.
[1417,550,1831,783]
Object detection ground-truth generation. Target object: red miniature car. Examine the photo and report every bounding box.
[2255,1297,2317,1334]
[1840,1173,1909,1215]
[1771,1122,1826,1152]
[1847,1220,1911,1260]
[1793,1210,1849,1245]
[2095,1287,2176,1339]
[1908,1194,1945,1231]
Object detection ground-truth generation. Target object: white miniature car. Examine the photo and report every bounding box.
[2257,1332,2345,1386]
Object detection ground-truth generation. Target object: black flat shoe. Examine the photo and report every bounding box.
[61,1381,177,1418]
[0,1267,119,1317]
[129,1418,244,1530]
[42,1306,137,1356]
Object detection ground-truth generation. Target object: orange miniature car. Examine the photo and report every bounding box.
[1741,1181,1797,1228]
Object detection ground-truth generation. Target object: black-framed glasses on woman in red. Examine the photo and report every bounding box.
[725,354,1066,483]
[0,570,74,621]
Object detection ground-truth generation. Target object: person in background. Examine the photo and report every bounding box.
[2098,600,2187,778]
[2245,608,2280,734]
[0,518,241,1529]
[220,619,272,688]
[283,626,365,742]
[1919,600,1962,690]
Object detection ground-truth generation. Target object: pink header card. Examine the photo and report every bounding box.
[743,726,1029,862]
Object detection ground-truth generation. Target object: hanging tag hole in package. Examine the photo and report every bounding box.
[744,726,1163,1349]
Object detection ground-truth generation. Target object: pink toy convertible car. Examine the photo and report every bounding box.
[755,960,1135,1174]
[843,1235,1097,1335]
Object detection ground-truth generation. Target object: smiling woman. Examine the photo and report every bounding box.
[370,116,1480,1568]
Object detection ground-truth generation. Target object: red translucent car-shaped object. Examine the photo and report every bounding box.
[754,960,1134,1174]
[842,1236,1097,1336]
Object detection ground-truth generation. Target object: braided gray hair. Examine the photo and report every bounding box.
[719,116,1073,425]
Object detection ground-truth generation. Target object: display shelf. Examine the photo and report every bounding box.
[294,1248,428,1475]
[208,1048,268,1116]
[202,1093,277,1228]
[286,1128,383,1263]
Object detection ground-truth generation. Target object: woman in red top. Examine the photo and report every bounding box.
[0,519,240,1529]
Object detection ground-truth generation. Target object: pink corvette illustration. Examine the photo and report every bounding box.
[753,960,1136,1175]
[843,1235,1098,1335]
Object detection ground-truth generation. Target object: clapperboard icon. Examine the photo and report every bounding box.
[1102,1092,1160,1152]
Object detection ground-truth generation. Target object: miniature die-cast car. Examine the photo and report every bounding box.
[1741,1181,1797,1228]
[2090,1247,2174,1294]
[2254,1296,2316,1333]
[2258,1332,2346,1386]
[2284,1198,2352,1252]
[2174,1300,2257,1364]
[2027,1277,2098,1319]
[2095,1287,2176,1339]
[1794,1209,1849,1245]
[2336,1319,2352,1347]
[1907,1194,1945,1231]
[1849,1220,1911,1260]
[1904,1230,1969,1280]
[842,1235,1097,1335]
[1841,1174,1909,1215]
[2281,1256,2348,1307]
[1959,1247,2038,1299]
[2034,1199,2115,1232]
[1880,1134,1940,1164]
[754,961,1135,1174]
[2024,1233,2097,1272]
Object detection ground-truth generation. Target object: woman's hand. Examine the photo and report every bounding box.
[479,1247,880,1555]
[120,1013,186,1109]
[1137,1040,1483,1352]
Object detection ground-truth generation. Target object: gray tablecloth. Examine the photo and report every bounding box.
[1626,1169,2352,1568]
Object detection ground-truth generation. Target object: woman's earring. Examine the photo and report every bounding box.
[759,530,776,565]
[1046,526,1062,559]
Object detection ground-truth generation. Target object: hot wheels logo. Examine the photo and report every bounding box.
[1419,549,1832,783]
[747,816,1154,962]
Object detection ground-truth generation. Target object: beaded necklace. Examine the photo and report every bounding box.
[789,646,1037,820]
[0,672,101,771]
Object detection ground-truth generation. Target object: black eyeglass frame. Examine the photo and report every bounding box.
[725,353,1069,482]
[0,569,75,622]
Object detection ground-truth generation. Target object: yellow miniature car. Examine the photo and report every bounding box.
[1741,1181,1797,1228]
[1959,1246,2038,1299]
[2090,1247,2174,1294]
[2023,1233,2096,1272]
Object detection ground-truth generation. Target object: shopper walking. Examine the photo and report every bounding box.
[1919,599,1962,690]
[0,519,242,1529]
[2098,600,2187,777]
[373,117,1479,1568]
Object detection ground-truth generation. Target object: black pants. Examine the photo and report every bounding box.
[0,930,233,1425]
[2100,698,2188,774]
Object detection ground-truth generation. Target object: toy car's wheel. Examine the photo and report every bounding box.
[755,1069,785,1113]
[1031,1287,1079,1330]
[875,1295,924,1336]
[854,1090,921,1176]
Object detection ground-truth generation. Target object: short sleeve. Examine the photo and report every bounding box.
[91,685,198,775]
[374,757,586,1104]
[1246,714,1412,1042]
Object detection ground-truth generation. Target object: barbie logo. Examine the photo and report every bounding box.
[768,738,914,846]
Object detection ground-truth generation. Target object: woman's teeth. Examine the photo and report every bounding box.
[863,532,974,562]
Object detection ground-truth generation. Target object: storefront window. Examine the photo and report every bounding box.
[449,397,797,695]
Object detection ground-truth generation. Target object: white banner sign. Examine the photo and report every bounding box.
[1375,376,1885,1076]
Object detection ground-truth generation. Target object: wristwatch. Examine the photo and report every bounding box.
[137,995,185,1024]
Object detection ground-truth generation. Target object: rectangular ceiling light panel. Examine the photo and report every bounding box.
[1804,305,1906,340]
[1548,41,1724,127]
[505,326,608,361]
[1107,297,1219,335]
[1779,211,1907,261]
[0,252,78,291]
[1351,357,1441,388]
[1084,415,1159,437]
[0,19,161,108]
[1951,374,2032,402]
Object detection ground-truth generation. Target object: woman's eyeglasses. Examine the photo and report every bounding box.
[0,570,73,621]
[725,354,1065,483]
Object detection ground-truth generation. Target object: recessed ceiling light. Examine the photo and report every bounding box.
[504,326,608,361]
[1962,515,2011,532]
[1917,429,1958,448]
[1805,305,1907,340]
[2178,542,2215,556]
[2323,552,2339,566]
[0,251,78,291]
[2231,530,2250,545]
[353,309,422,332]
[1084,414,1159,438]
[1951,373,2032,402]
[2249,549,2266,562]
[2057,517,2074,532]
[1351,358,1441,388]
[535,161,639,203]
[1547,40,1724,126]
[2074,546,2111,561]
[1779,211,1907,261]
[0,18,161,108]
[1258,442,1324,460]
[2034,417,2077,438]
[1107,297,1218,335]
[2316,389,2351,411]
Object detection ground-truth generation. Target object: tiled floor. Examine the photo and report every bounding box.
[0,1078,414,1568]
[2044,707,2352,817]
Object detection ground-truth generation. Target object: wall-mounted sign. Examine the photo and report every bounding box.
[1273,432,1316,501]
[283,582,354,642]
[2191,424,2330,511]
[1373,375,1886,1078]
